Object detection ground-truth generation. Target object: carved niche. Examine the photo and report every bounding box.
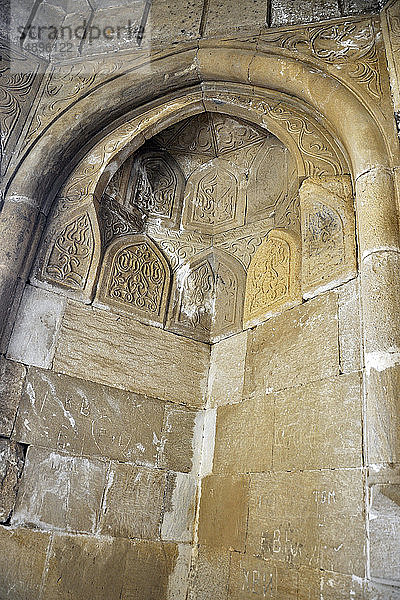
[31,202,101,302]
[95,235,171,326]
[128,150,184,226]
[243,229,301,327]
[299,175,356,297]
[183,159,245,234]
[167,250,245,343]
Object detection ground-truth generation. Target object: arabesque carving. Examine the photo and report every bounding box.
[244,229,301,326]
[96,236,171,325]
[299,175,357,296]
[99,193,145,247]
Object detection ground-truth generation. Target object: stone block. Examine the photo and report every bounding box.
[338,278,362,373]
[243,292,339,396]
[198,474,249,551]
[121,540,179,600]
[100,462,166,539]
[14,367,165,464]
[0,525,50,600]
[298,567,364,599]
[273,373,363,471]
[205,0,267,35]
[7,284,66,369]
[369,484,400,584]
[148,0,203,44]
[213,393,274,474]
[228,553,298,599]
[188,545,230,600]
[54,301,210,407]
[366,364,400,465]
[0,357,26,436]
[158,404,199,473]
[12,446,106,533]
[208,331,247,408]
[300,176,356,298]
[271,0,340,26]
[247,469,365,576]
[341,0,380,14]
[162,472,197,542]
[42,533,127,600]
[0,439,24,522]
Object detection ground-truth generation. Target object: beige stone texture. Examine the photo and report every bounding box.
[53,301,210,407]
[204,0,267,35]
[147,0,203,44]
[120,540,179,600]
[228,553,298,600]
[0,439,24,522]
[300,175,357,297]
[158,404,199,473]
[297,567,365,599]
[213,392,274,474]
[364,580,400,600]
[338,277,362,374]
[7,284,66,369]
[274,373,363,471]
[100,462,166,539]
[369,484,400,585]
[243,292,339,396]
[208,331,248,408]
[0,525,50,600]
[198,474,249,551]
[247,469,366,576]
[14,367,165,465]
[366,364,400,465]
[12,446,107,533]
[382,0,400,111]
[188,545,230,600]
[42,533,128,600]
[161,472,197,542]
[0,357,26,436]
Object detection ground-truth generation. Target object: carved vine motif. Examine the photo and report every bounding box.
[216,234,267,269]
[107,242,167,316]
[131,154,178,218]
[179,260,215,332]
[388,4,400,55]
[100,194,145,247]
[45,213,94,289]
[261,19,382,102]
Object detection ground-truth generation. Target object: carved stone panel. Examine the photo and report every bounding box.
[167,250,245,343]
[183,159,245,234]
[300,175,357,297]
[95,235,171,326]
[243,229,302,327]
[31,202,101,303]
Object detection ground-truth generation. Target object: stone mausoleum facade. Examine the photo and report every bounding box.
[0,0,400,598]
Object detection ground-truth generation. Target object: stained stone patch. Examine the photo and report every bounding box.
[369,484,400,584]
[0,357,26,437]
[0,439,25,522]
[188,545,230,600]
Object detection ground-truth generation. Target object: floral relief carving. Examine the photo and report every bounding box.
[96,236,170,325]
[244,230,301,326]
[100,194,145,247]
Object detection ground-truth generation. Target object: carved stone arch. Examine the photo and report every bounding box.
[182,158,246,234]
[167,248,246,343]
[30,200,101,303]
[243,229,302,327]
[95,234,171,327]
[128,149,185,227]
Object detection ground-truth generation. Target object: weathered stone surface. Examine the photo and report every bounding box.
[149,0,203,44]
[208,331,247,408]
[0,357,26,436]
[0,525,50,600]
[188,546,230,600]
[121,540,178,600]
[213,393,274,474]
[0,439,24,522]
[42,533,127,600]
[300,176,357,298]
[162,472,197,542]
[338,277,362,373]
[100,462,166,539]
[273,373,363,470]
[247,469,365,576]
[369,484,400,584]
[298,567,364,599]
[366,364,400,465]
[54,301,210,407]
[243,292,339,396]
[205,0,267,35]
[12,446,107,533]
[228,553,298,600]
[14,367,165,464]
[271,0,340,26]
[7,284,66,369]
[158,404,199,473]
[198,474,249,551]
